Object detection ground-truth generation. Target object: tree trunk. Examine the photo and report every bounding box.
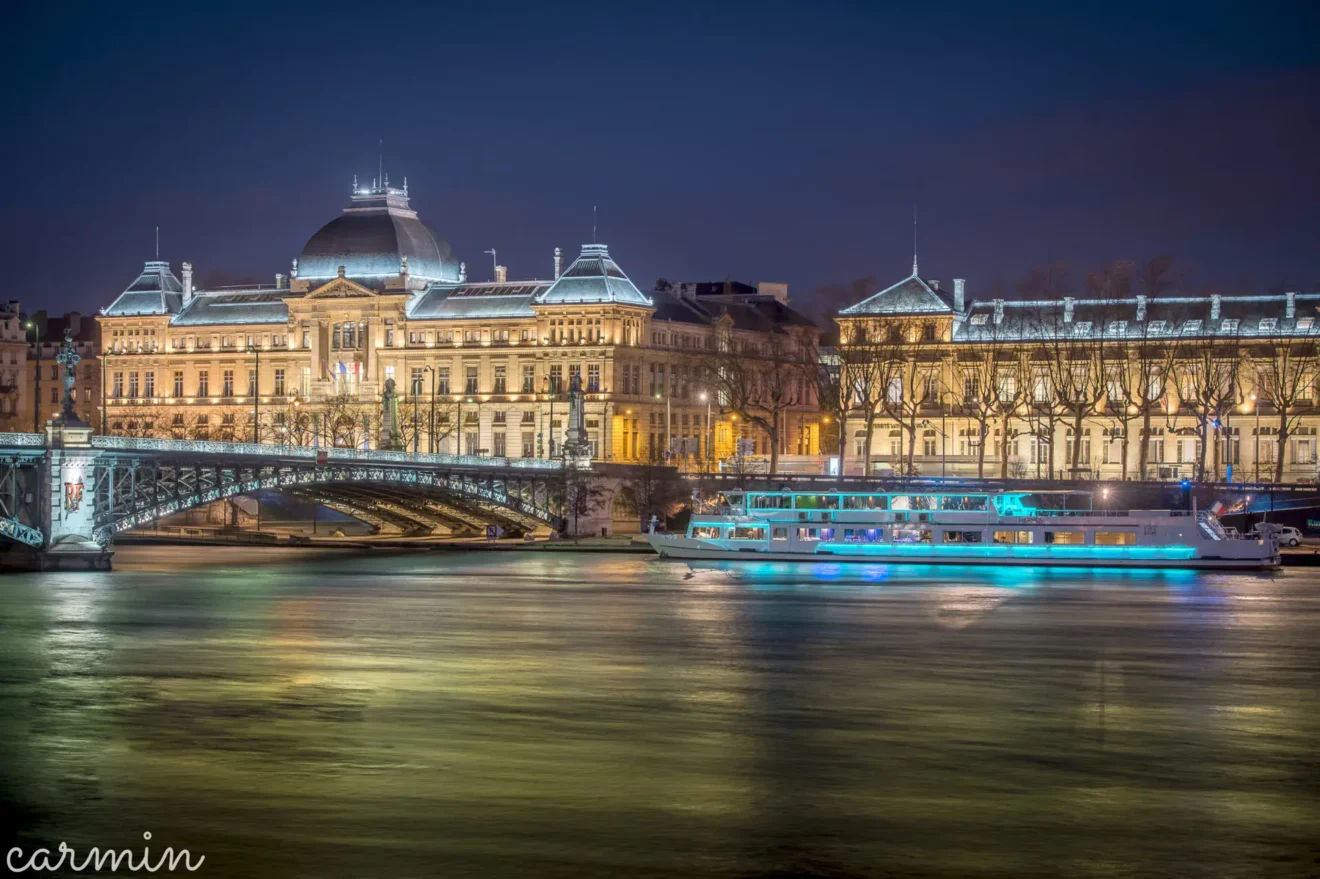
[862,415,877,477]
[767,421,780,475]
[1069,412,1085,475]
[976,421,988,478]
[836,416,847,482]
[1138,409,1152,478]
[1196,418,1210,483]
[1276,409,1289,484]
[1120,420,1130,481]
[999,412,1011,479]
[906,417,917,476]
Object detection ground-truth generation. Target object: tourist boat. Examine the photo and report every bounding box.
[646,489,1281,570]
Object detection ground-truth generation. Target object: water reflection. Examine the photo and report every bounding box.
[0,547,1316,877]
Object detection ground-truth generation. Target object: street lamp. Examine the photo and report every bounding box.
[24,319,41,432]
[1248,393,1260,482]
[423,365,437,454]
[246,343,260,444]
[699,391,712,468]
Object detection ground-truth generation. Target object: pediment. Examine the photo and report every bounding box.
[305,276,377,300]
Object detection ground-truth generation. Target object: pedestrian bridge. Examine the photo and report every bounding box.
[0,430,577,569]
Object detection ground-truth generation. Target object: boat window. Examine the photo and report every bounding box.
[943,530,984,543]
[819,528,835,541]
[892,527,933,544]
[993,530,1034,544]
[843,494,889,510]
[1044,531,1085,545]
[793,494,840,510]
[750,494,791,509]
[842,528,884,543]
[723,494,744,508]
[771,527,789,541]
[691,526,722,539]
[891,495,934,511]
[732,525,766,541]
[796,527,821,542]
[939,495,988,511]
[1094,531,1136,546]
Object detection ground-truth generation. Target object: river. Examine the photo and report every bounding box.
[2,547,1318,877]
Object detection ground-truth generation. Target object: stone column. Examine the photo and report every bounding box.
[38,421,112,570]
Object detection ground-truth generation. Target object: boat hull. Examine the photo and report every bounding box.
[646,536,1281,570]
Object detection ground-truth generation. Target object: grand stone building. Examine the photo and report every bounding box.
[97,180,820,465]
[835,265,1320,483]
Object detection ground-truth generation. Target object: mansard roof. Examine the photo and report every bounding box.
[650,287,817,334]
[172,288,292,326]
[408,281,551,320]
[838,270,954,316]
[102,261,184,317]
[534,244,652,307]
[954,292,1320,343]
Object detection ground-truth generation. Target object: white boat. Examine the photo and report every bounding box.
[646,489,1280,570]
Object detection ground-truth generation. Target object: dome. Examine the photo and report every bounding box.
[296,184,461,283]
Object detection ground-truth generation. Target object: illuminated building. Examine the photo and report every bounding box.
[97,178,819,463]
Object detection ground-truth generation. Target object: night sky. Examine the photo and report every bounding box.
[3,0,1317,317]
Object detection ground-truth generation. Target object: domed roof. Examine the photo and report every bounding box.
[296,183,461,283]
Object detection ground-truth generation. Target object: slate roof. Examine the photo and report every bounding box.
[408,282,550,320]
[954,293,1320,343]
[297,190,461,282]
[102,261,184,316]
[649,287,817,334]
[534,244,652,306]
[838,271,954,316]
[172,289,293,326]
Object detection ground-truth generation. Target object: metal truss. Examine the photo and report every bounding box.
[0,450,45,547]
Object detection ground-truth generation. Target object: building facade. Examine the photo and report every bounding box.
[836,267,1320,483]
[0,307,100,433]
[97,180,819,465]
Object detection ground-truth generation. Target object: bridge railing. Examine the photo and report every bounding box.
[0,432,46,447]
[86,436,563,470]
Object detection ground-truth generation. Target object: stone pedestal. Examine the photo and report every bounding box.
[36,419,113,570]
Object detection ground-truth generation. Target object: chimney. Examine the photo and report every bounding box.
[1136,295,1147,321]
[930,279,940,291]
[553,247,562,280]
[1210,294,1221,320]
[494,265,507,283]
[1286,292,1296,319]
[993,299,1004,325]
[953,278,965,312]
[182,261,194,303]
[1063,297,1074,322]
[275,273,286,290]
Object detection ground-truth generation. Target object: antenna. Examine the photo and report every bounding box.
[592,205,597,242]
[155,226,159,260]
[484,248,498,279]
[912,205,918,275]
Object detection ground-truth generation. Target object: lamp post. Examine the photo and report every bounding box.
[247,343,260,444]
[940,391,949,480]
[411,377,420,454]
[100,348,109,435]
[1250,393,1260,482]
[25,319,41,432]
[423,365,437,454]
[699,391,712,469]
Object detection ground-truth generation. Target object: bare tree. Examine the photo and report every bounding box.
[830,319,890,476]
[1252,325,1320,482]
[702,324,814,475]
[1174,326,1241,482]
[872,319,939,475]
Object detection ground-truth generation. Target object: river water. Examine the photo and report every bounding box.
[1,547,1318,877]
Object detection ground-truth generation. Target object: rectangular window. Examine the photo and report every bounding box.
[522,365,535,393]
[222,370,234,397]
[771,527,789,541]
[587,363,601,392]
[144,372,155,397]
[1094,531,1137,546]
[128,372,139,397]
[274,369,286,395]
[465,430,480,455]
[493,432,506,457]
[692,526,722,539]
[549,364,563,393]
[993,530,1033,544]
[436,367,450,395]
[1045,531,1085,545]
[172,371,183,398]
[521,432,535,458]
[942,531,984,543]
[731,525,766,541]
[197,370,209,397]
[796,527,821,542]
[465,365,479,394]
[248,370,257,396]
[493,366,506,394]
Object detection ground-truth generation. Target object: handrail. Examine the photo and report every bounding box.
[87,436,563,469]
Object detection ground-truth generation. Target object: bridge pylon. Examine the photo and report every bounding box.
[37,419,112,570]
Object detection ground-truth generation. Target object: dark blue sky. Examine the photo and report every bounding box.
[3,0,1317,315]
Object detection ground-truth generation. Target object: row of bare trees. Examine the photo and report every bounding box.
[104,394,460,451]
[825,305,1319,483]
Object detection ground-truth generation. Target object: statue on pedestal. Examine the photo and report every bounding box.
[562,372,593,470]
[55,332,86,426]
[380,378,404,450]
